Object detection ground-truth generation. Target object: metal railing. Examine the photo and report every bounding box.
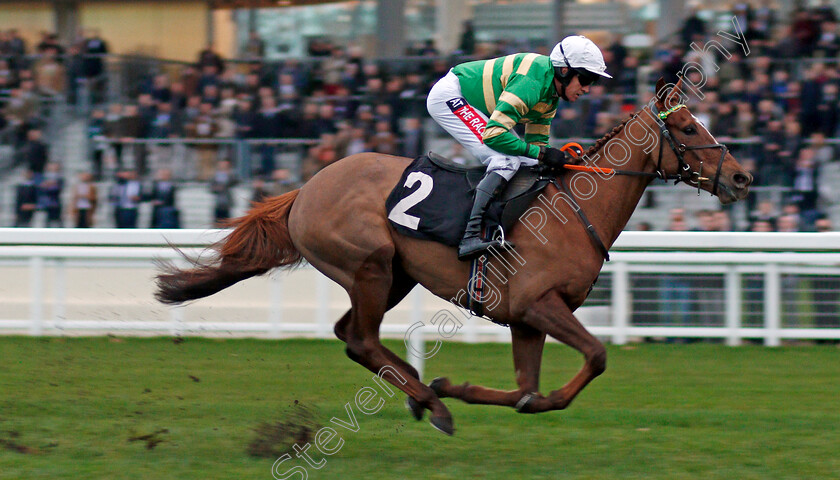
[91,136,321,181]
[1,229,839,349]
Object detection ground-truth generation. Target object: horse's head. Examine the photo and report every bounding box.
[652,77,752,204]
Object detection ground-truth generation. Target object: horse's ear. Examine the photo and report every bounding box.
[654,77,667,108]
[666,76,685,105]
[673,76,684,95]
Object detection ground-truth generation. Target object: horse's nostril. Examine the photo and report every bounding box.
[733,173,751,188]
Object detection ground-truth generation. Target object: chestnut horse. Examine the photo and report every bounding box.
[156,79,752,435]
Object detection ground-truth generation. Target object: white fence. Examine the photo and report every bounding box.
[1,229,840,350]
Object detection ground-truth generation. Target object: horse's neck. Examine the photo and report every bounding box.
[570,113,658,249]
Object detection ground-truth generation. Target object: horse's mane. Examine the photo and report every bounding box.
[583,110,641,158]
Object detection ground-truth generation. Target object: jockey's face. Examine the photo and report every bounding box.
[562,73,590,102]
[553,68,591,102]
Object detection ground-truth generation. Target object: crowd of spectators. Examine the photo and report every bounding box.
[1,28,109,141]
[4,2,840,231]
[655,203,834,234]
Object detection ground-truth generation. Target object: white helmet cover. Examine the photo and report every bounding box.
[549,35,612,79]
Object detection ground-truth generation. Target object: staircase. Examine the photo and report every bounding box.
[173,184,253,229]
[0,172,16,227]
[820,162,840,228]
[0,104,86,227]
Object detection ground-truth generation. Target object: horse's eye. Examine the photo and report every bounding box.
[683,126,697,135]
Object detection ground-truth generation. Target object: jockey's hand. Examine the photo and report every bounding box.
[539,146,571,169]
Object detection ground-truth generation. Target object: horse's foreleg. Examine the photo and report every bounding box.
[343,248,453,434]
[519,289,606,412]
[431,324,546,409]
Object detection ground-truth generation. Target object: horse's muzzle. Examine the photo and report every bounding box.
[718,170,752,204]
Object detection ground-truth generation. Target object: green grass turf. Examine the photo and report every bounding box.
[0,337,838,479]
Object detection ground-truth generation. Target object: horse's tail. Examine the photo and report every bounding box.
[155,190,302,305]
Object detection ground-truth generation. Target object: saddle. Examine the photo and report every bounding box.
[385,152,552,247]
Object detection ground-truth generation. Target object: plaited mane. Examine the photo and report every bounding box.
[583,111,640,158]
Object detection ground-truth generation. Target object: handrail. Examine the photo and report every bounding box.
[1,229,839,348]
[88,136,830,147]
[2,229,839,251]
[92,136,320,146]
[0,228,227,247]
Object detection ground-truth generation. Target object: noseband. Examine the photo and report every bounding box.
[650,104,729,196]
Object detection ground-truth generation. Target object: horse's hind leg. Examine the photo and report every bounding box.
[431,324,546,409]
[337,269,429,421]
[335,266,420,380]
[343,246,454,434]
[516,289,607,413]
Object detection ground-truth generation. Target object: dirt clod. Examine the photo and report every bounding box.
[0,431,41,455]
[247,404,321,459]
[128,428,169,450]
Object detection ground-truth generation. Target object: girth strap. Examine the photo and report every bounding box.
[552,179,611,262]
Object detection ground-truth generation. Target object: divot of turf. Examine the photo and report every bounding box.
[127,428,169,450]
[0,430,41,455]
[246,404,321,459]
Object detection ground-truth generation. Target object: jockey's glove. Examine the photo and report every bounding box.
[538,146,571,169]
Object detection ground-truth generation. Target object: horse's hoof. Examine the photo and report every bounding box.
[515,392,539,414]
[429,377,448,397]
[430,415,454,436]
[405,396,424,421]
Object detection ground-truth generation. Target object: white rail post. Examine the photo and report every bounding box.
[764,262,781,347]
[725,266,742,346]
[408,286,425,380]
[169,306,184,336]
[316,273,330,338]
[169,258,187,336]
[611,261,629,345]
[29,256,45,335]
[53,259,67,333]
[269,274,283,338]
[465,312,478,343]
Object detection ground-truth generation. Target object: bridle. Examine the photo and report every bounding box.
[546,101,732,263]
[650,103,729,196]
[566,103,730,196]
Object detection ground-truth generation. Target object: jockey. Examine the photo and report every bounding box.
[427,35,612,259]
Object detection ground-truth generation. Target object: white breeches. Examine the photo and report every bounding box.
[426,70,538,181]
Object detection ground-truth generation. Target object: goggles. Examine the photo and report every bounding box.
[573,68,599,87]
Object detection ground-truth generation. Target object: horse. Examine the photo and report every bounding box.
[155,78,752,435]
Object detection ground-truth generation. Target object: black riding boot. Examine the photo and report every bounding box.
[457,171,514,260]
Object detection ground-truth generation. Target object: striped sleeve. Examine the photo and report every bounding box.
[482,75,543,159]
[524,102,556,147]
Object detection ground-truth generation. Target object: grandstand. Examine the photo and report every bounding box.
[1,0,839,232]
